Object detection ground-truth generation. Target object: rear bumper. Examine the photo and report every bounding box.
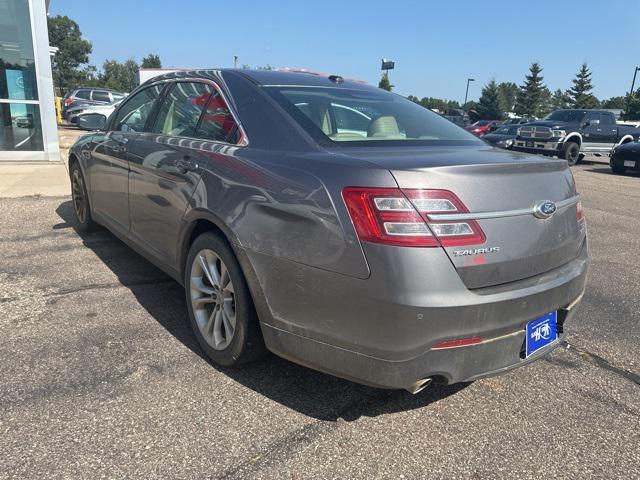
[244,241,589,390]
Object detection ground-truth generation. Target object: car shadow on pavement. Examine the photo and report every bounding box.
[56,200,469,421]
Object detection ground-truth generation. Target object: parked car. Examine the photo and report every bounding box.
[68,69,588,393]
[62,87,126,118]
[443,108,469,127]
[513,109,640,165]
[15,114,34,128]
[610,140,640,174]
[464,120,501,136]
[67,100,121,125]
[502,117,532,125]
[482,124,519,149]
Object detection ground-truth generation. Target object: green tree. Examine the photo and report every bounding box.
[497,82,519,113]
[601,96,626,109]
[550,89,572,111]
[477,80,504,120]
[623,90,640,120]
[568,63,599,108]
[47,15,92,94]
[378,72,393,91]
[515,62,547,118]
[100,59,139,92]
[141,54,162,69]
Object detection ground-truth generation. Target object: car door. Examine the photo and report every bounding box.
[582,112,608,150]
[126,80,218,268]
[85,85,163,234]
[599,112,618,144]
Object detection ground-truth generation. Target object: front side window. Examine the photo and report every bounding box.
[265,86,480,145]
[601,114,615,126]
[112,84,163,132]
[151,82,212,137]
[194,90,240,143]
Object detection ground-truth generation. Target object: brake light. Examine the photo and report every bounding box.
[576,199,584,222]
[342,187,485,248]
[64,98,74,106]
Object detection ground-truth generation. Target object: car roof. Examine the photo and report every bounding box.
[143,68,372,90]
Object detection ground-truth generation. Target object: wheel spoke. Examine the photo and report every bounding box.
[213,308,224,345]
[199,254,221,287]
[193,296,214,308]
[205,309,216,337]
[221,309,235,337]
[191,276,214,295]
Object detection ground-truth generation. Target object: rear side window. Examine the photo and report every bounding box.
[112,84,164,132]
[194,90,240,143]
[92,91,111,102]
[266,86,479,145]
[151,82,212,137]
[75,89,91,100]
[601,113,615,126]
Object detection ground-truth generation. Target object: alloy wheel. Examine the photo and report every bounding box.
[71,168,87,224]
[190,249,237,350]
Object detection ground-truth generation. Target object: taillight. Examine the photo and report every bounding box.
[576,199,584,222]
[342,187,485,248]
[64,98,74,106]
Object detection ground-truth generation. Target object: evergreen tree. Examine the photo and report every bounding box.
[550,89,572,111]
[497,82,519,113]
[477,80,504,119]
[378,72,393,91]
[515,62,547,118]
[568,63,599,108]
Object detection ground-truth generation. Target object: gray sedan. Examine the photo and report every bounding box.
[68,69,588,393]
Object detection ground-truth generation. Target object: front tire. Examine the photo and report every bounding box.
[562,141,580,166]
[185,232,266,366]
[611,162,626,175]
[70,161,98,232]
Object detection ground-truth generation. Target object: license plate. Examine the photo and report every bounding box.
[526,141,534,148]
[624,160,636,168]
[525,312,558,357]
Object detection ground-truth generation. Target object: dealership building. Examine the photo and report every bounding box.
[0,0,59,161]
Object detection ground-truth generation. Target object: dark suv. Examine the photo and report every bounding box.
[62,87,126,118]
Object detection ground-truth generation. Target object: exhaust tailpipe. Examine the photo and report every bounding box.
[406,377,432,394]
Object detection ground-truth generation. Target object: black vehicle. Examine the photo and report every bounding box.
[512,109,640,165]
[482,124,519,149]
[62,87,126,118]
[443,108,469,127]
[610,140,640,175]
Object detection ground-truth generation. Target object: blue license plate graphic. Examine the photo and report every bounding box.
[525,312,558,357]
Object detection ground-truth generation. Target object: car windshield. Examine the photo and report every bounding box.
[544,110,586,122]
[264,86,481,146]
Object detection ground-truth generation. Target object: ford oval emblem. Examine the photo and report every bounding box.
[533,200,557,219]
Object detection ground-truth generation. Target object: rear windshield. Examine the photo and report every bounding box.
[264,86,481,146]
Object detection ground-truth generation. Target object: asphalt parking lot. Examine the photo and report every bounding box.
[1,161,639,479]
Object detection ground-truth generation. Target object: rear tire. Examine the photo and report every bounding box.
[70,161,99,232]
[185,232,266,366]
[562,141,580,166]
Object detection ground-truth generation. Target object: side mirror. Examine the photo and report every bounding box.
[77,113,107,131]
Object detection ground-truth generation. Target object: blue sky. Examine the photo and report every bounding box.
[50,0,638,102]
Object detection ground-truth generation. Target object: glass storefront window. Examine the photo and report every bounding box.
[0,103,44,151]
[0,0,39,101]
[0,0,44,151]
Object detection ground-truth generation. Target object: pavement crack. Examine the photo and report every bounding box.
[564,341,640,387]
[214,390,396,479]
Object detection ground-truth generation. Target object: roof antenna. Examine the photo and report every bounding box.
[328,75,344,84]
